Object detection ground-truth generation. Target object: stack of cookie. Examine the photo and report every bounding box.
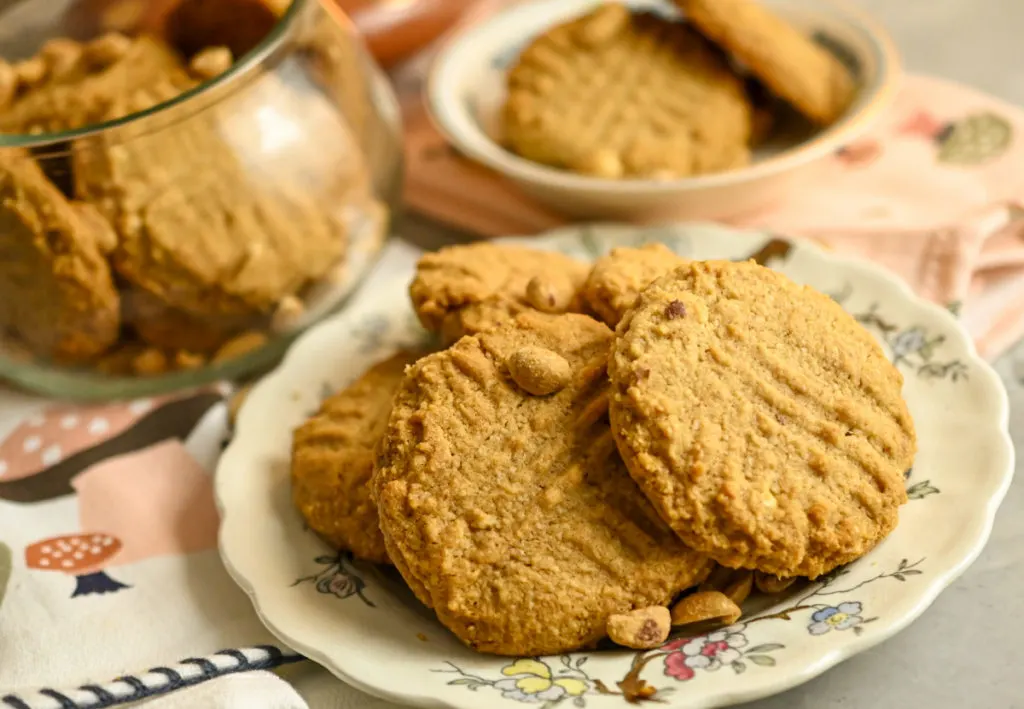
[291,241,917,657]
[502,0,855,179]
[0,2,379,378]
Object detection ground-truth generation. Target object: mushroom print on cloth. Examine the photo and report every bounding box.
[0,389,223,503]
[0,388,227,598]
[25,533,128,597]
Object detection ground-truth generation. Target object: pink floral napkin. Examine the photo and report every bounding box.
[403,74,1024,360]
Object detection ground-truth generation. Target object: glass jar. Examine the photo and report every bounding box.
[0,0,403,399]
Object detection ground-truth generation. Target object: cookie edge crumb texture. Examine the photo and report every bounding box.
[608,259,916,579]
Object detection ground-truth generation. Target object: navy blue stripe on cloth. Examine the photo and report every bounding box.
[0,647,305,709]
[214,649,249,666]
[78,687,114,704]
[181,656,218,675]
[147,667,183,687]
[37,690,76,709]
[117,676,148,695]
[0,696,31,709]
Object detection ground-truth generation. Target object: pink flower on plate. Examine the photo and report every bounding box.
[836,140,882,167]
[664,652,696,681]
[898,110,946,139]
[663,628,748,680]
[661,637,690,652]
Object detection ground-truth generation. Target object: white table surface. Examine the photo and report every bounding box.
[399,2,1024,706]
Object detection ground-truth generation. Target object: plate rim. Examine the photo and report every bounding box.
[216,221,1014,709]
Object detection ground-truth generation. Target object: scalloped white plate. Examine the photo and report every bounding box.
[217,223,1013,709]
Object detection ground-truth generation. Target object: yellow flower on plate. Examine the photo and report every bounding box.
[501,659,550,679]
[827,612,850,627]
[494,658,591,702]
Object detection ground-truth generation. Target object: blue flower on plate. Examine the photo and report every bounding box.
[808,602,864,635]
[890,327,927,360]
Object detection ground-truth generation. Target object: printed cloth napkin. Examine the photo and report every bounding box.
[0,246,424,709]
[404,73,1024,361]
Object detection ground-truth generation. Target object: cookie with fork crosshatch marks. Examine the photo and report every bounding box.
[409,242,590,344]
[0,152,121,363]
[678,0,855,125]
[372,311,712,655]
[608,260,916,579]
[502,3,752,179]
[291,349,421,563]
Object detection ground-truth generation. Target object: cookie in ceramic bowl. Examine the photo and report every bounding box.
[503,3,752,179]
[427,0,900,220]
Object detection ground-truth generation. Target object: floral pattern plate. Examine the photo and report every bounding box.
[216,223,1014,709]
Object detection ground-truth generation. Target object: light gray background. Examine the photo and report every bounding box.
[400,3,1024,706]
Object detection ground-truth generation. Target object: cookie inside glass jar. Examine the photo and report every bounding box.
[0,0,386,381]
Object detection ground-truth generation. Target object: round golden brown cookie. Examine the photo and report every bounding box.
[124,288,244,354]
[679,0,855,126]
[609,260,916,579]
[0,35,189,135]
[291,350,420,563]
[0,153,120,363]
[503,4,752,178]
[409,243,589,344]
[582,243,689,327]
[73,74,350,322]
[373,311,711,655]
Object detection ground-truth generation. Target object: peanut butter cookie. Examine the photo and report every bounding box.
[582,243,689,327]
[503,3,752,178]
[0,34,189,135]
[373,312,711,655]
[609,260,916,579]
[409,243,589,344]
[292,350,420,563]
[0,153,120,362]
[73,75,348,321]
[679,0,855,125]
[124,288,241,355]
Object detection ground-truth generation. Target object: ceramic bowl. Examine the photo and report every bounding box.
[425,0,901,221]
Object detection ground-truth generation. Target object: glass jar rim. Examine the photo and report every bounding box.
[0,0,324,149]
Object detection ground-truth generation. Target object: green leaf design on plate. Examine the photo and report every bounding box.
[0,542,11,608]
[746,655,777,667]
[907,480,940,500]
[577,227,603,260]
[938,113,1013,165]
